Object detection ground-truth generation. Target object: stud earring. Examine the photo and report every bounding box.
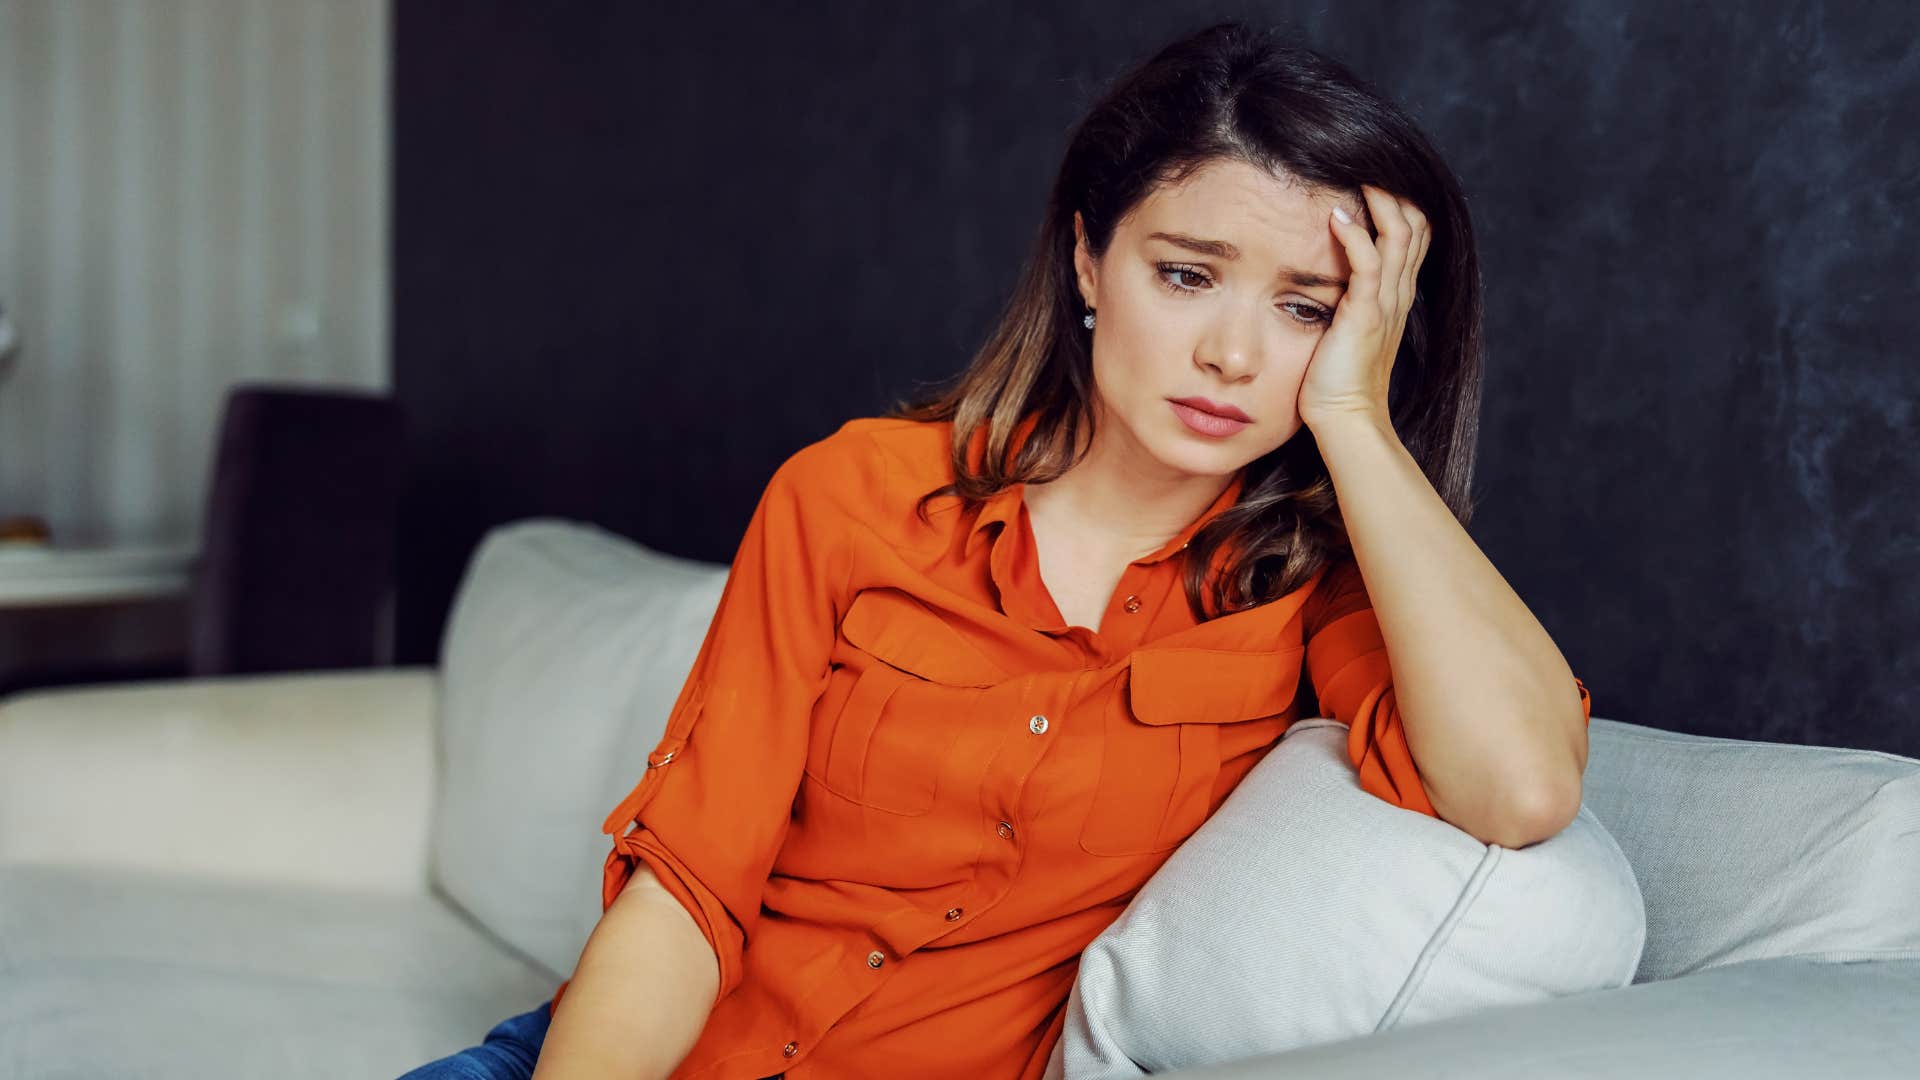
[1082,310,1096,329]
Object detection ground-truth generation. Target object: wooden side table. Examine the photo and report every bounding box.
[0,544,197,609]
[0,545,200,694]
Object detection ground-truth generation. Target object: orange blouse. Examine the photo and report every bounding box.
[548,413,1590,1079]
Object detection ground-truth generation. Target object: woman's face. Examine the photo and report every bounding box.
[1073,158,1364,480]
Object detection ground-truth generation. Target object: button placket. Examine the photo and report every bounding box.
[1111,564,1154,641]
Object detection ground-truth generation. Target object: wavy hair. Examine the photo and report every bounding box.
[889,20,1485,620]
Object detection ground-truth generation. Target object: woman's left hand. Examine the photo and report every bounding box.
[1297,184,1431,430]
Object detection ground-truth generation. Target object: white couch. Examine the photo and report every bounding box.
[3,519,1918,1078]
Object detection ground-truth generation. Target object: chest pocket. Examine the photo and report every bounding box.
[807,587,1007,817]
[1078,643,1305,856]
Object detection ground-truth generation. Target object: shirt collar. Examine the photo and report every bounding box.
[961,414,1041,560]
[961,415,1248,564]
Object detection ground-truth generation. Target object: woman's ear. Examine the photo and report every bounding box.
[1073,211,1098,310]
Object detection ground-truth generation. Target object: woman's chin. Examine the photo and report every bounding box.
[1145,433,1253,480]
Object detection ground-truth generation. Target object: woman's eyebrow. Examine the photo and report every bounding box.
[1146,231,1346,289]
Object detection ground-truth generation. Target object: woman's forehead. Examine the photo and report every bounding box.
[1121,161,1355,278]
[1137,160,1348,229]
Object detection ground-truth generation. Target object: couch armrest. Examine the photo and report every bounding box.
[0,667,438,894]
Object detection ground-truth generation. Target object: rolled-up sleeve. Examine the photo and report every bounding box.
[1302,558,1592,819]
[578,444,851,1008]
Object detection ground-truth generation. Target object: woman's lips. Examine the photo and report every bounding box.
[1169,400,1251,437]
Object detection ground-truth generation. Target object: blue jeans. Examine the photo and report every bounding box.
[396,998,789,1079]
[397,1000,553,1079]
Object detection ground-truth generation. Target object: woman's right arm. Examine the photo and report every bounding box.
[532,864,720,1080]
[530,433,866,1079]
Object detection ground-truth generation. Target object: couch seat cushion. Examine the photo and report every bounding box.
[1153,956,1920,1079]
[0,864,555,1079]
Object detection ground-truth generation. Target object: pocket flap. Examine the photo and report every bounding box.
[839,588,1008,688]
[1128,644,1306,725]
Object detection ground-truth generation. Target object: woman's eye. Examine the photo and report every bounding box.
[1282,302,1332,326]
[1155,262,1330,327]
[1155,263,1211,292]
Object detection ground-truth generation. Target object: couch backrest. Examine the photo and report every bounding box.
[430,519,726,979]
[1581,719,1920,982]
[430,519,1920,986]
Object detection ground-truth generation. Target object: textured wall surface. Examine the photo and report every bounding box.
[393,1,1918,754]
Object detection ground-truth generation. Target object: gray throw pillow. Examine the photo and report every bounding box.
[1047,717,1646,1078]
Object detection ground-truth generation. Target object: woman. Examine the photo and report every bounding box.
[403,20,1591,1080]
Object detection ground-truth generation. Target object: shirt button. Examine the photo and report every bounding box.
[997,821,1015,840]
[783,1041,799,1057]
[867,950,886,969]
[1029,714,1049,734]
[945,907,963,921]
[1123,594,1141,613]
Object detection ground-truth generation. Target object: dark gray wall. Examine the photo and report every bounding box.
[393,1,1920,754]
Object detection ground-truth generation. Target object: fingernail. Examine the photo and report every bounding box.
[1332,206,1352,224]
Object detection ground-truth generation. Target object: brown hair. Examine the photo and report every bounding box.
[889,20,1485,621]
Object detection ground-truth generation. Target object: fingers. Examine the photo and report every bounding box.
[1364,184,1430,313]
[1328,200,1381,321]
[1362,186,1414,314]
[1400,201,1429,305]
[1330,185,1432,328]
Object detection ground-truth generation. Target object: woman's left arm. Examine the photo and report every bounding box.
[1301,184,1588,849]
[1311,409,1589,848]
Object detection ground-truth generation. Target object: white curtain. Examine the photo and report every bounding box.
[0,0,389,549]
